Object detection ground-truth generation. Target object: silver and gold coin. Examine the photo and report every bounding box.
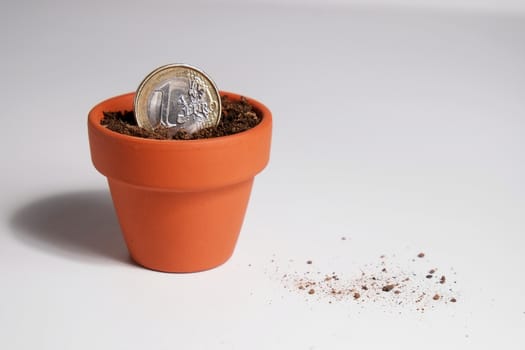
[134,64,221,134]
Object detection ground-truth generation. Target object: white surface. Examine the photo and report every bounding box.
[232,0,525,14]
[1,1,524,349]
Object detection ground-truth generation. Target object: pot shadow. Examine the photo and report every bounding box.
[10,189,134,266]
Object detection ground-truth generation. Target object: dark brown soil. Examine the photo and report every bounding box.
[101,95,262,140]
[382,284,395,292]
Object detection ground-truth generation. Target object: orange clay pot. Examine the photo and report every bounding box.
[88,92,272,272]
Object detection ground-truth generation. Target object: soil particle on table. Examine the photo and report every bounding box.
[382,284,395,292]
[101,95,262,140]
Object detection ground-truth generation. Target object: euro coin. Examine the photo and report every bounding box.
[134,63,221,134]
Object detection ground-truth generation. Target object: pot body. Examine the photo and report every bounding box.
[88,92,272,272]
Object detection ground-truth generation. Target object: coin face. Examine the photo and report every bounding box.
[134,64,221,134]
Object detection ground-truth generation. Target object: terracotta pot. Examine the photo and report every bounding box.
[88,92,272,272]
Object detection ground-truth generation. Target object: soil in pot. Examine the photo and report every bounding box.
[101,95,261,140]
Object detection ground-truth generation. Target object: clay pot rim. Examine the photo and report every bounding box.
[88,91,272,191]
[88,91,271,146]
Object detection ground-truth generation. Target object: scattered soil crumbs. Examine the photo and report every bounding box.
[275,250,459,313]
[101,95,262,140]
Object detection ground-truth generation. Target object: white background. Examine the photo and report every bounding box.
[239,0,525,14]
[1,0,524,349]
